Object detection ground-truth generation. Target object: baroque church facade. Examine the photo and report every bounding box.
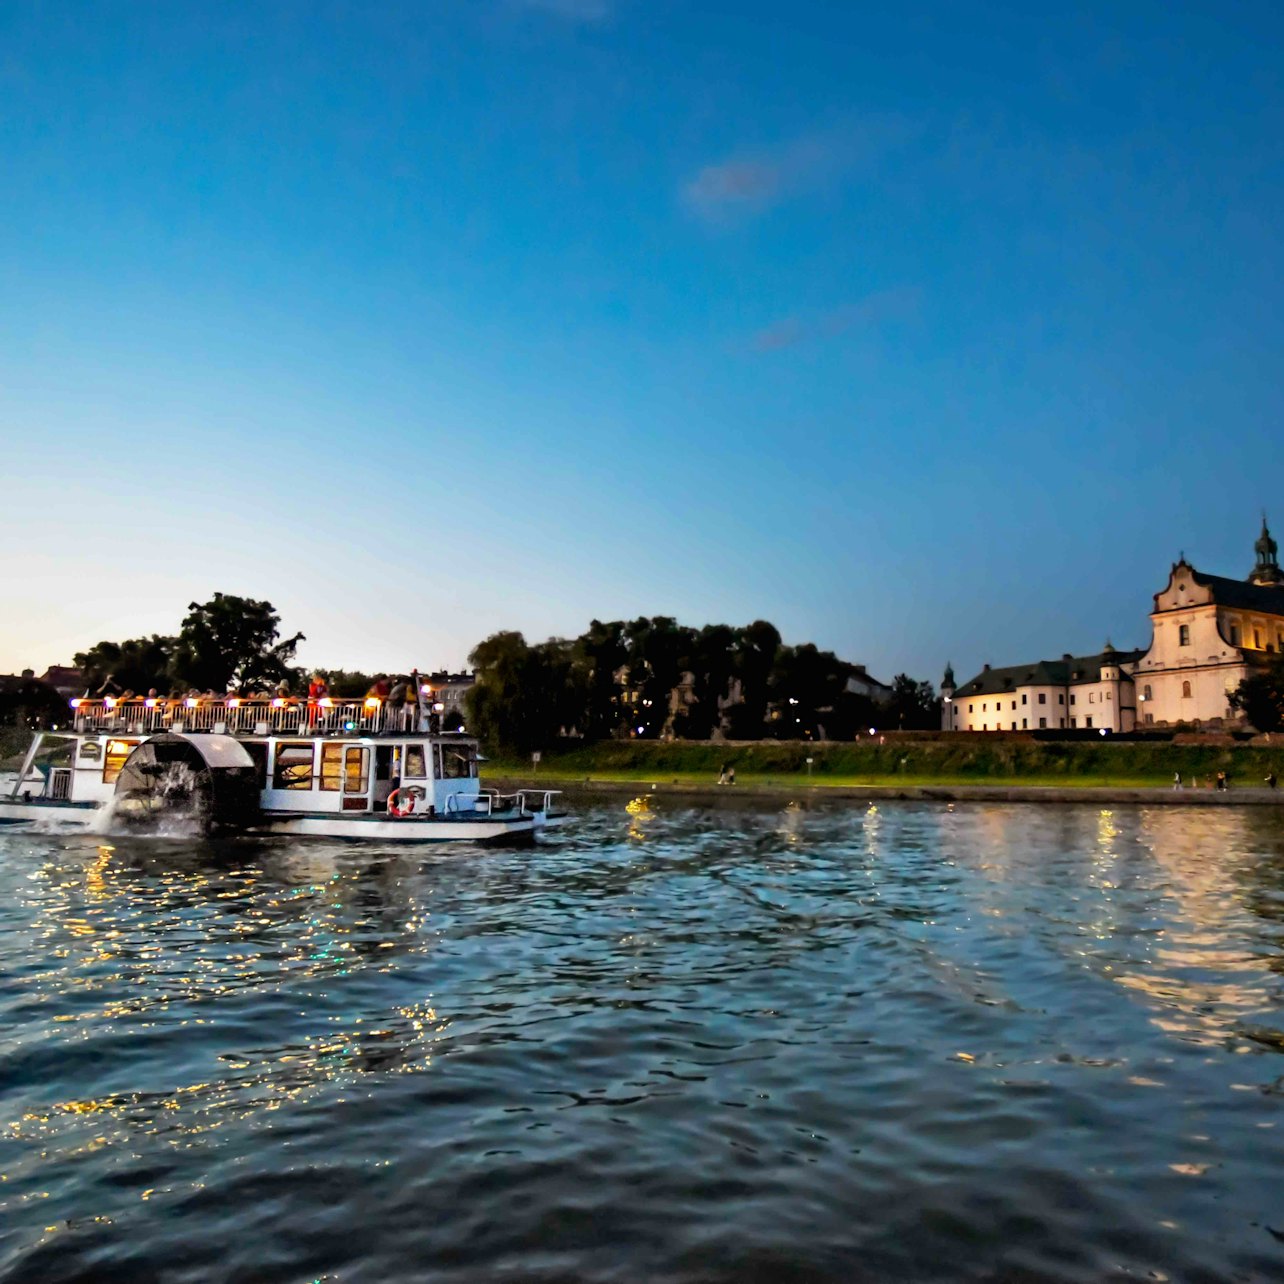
[943,521,1284,732]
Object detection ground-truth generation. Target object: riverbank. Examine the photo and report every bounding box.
[485,736,1284,804]
[492,775,1284,806]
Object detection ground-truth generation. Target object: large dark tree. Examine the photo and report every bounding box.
[168,594,305,693]
[724,620,781,738]
[574,619,629,739]
[884,674,941,731]
[1229,656,1284,732]
[768,643,853,740]
[74,634,174,695]
[467,632,579,754]
[679,623,737,740]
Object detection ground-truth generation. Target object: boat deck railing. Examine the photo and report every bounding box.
[455,789,564,817]
[71,697,441,737]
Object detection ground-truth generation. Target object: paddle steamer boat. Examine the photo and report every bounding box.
[0,690,565,842]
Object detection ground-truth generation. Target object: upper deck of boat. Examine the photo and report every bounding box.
[69,696,458,740]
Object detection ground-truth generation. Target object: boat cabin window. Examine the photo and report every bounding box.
[404,745,427,778]
[103,739,139,785]
[320,742,344,791]
[273,742,315,790]
[437,743,476,779]
[344,746,369,793]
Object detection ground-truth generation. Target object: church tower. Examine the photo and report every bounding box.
[1249,516,1282,587]
[940,662,956,730]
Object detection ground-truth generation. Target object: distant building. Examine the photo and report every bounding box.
[424,671,474,728]
[39,665,84,700]
[943,520,1284,732]
[845,664,892,703]
[1133,520,1284,727]
[943,646,1141,733]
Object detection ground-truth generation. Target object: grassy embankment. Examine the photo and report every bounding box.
[486,738,1284,790]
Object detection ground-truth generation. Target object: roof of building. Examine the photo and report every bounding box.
[39,665,84,694]
[955,648,1143,698]
[1184,567,1284,614]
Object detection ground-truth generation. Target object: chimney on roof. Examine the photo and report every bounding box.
[982,663,991,671]
[1062,653,1072,662]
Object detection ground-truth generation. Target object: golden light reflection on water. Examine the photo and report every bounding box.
[0,841,446,1179]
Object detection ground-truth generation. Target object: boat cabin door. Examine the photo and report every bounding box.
[342,745,371,811]
[373,745,398,812]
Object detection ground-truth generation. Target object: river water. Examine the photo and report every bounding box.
[1,797,1283,1282]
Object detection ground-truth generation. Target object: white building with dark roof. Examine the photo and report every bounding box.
[942,647,1141,733]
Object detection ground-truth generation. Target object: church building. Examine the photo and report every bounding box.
[944,520,1284,732]
[1132,519,1284,727]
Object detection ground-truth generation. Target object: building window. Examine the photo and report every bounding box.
[982,702,987,712]
[1085,716,1093,728]
[1058,694,1065,704]
[1106,691,1111,700]
[1255,630,1263,648]
[968,704,974,712]
[1011,700,1016,710]
[1021,694,1027,705]
[1230,623,1241,645]
[1144,713,1153,725]
[1182,680,1192,698]
[1022,718,1027,729]
[1038,693,1046,705]
[1143,684,1152,700]
[1089,693,1095,703]
[1070,717,1076,728]
[1059,718,1065,727]
[1070,694,1076,706]
[1039,717,1047,728]
[1179,624,1191,646]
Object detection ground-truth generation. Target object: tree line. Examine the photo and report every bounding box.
[464,618,940,753]
[45,596,942,747]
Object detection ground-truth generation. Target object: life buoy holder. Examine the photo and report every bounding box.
[387,788,418,818]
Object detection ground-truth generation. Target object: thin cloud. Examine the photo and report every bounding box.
[748,287,922,353]
[682,119,912,224]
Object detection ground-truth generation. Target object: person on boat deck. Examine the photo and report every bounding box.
[367,675,391,700]
[387,677,409,728]
[120,689,136,701]
[275,679,292,699]
[95,673,122,697]
[307,674,329,726]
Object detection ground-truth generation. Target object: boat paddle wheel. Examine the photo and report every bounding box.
[111,734,261,835]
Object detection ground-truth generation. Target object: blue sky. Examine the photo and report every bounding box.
[2,0,1281,684]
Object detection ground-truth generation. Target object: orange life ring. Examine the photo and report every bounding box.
[387,788,415,818]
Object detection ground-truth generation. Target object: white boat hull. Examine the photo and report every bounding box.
[0,798,567,843]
